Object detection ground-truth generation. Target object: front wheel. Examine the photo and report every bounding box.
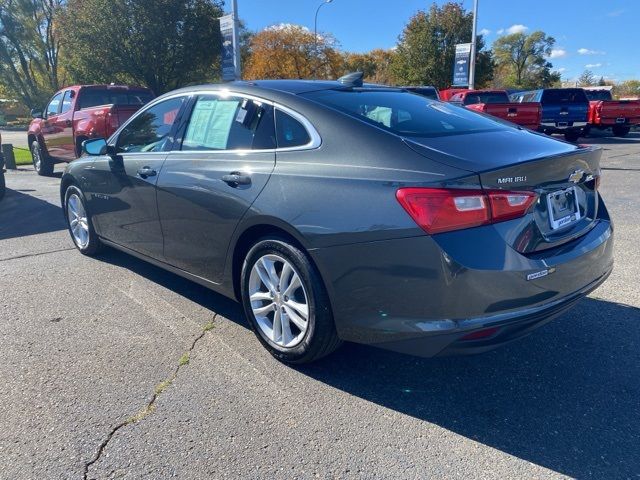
[31,140,54,176]
[64,185,102,256]
[612,125,631,137]
[240,238,341,364]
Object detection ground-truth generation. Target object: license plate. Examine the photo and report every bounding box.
[616,117,626,124]
[546,187,581,230]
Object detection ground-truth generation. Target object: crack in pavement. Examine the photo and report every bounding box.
[82,314,218,480]
[0,247,75,262]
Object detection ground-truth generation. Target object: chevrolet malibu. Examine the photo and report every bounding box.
[60,76,613,364]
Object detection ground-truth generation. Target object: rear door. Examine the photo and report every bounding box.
[87,96,187,259]
[157,93,277,282]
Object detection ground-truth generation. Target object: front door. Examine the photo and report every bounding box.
[157,94,277,282]
[87,96,187,260]
[42,92,63,158]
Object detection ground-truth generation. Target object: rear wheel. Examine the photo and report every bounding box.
[31,140,54,176]
[240,238,341,364]
[612,125,630,137]
[64,185,102,256]
[564,130,581,142]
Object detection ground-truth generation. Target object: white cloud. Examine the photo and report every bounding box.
[578,48,605,55]
[496,28,504,34]
[549,49,567,59]
[585,63,602,68]
[506,24,528,34]
[479,28,491,36]
[557,67,567,73]
[607,9,624,17]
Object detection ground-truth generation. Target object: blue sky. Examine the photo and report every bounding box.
[233,0,639,82]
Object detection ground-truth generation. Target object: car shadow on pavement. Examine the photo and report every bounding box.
[92,248,638,479]
[0,188,66,240]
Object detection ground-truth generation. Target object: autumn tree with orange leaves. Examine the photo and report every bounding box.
[244,24,344,80]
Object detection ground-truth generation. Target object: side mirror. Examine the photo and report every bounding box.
[82,138,108,156]
[30,108,43,119]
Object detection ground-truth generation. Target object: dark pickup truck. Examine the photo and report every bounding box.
[584,88,640,137]
[27,84,154,175]
[449,89,541,130]
[511,88,589,142]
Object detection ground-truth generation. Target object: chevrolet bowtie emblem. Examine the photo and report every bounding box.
[568,169,585,184]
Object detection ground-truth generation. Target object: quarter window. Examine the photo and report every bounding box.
[117,97,185,153]
[46,93,63,117]
[275,110,311,148]
[182,95,275,151]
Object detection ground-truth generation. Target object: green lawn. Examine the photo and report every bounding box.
[13,147,32,166]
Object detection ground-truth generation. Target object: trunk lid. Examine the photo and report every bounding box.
[403,130,602,253]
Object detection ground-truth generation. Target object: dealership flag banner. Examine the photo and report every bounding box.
[220,14,237,81]
[452,43,471,87]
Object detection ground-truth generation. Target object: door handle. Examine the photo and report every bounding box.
[222,172,251,186]
[137,166,157,178]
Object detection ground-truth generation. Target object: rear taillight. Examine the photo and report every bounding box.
[396,187,537,234]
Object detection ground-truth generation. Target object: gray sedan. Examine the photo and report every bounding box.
[60,76,613,363]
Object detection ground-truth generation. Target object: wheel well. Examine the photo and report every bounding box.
[59,175,76,205]
[231,224,306,301]
[27,134,37,148]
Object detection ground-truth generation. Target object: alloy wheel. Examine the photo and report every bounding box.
[248,254,310,348]
[67,193,90,249]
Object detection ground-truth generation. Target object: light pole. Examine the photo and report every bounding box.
[314,0,333,77]
[468,0,478,89]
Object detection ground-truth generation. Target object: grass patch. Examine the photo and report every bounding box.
[154,379,173,396]
[203,320,215,332]
[12,147,32,166]
[126,404,156,425]
[178,352,190,366]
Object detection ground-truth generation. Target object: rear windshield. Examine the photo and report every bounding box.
[302,89,507,137]
[463,92,510,105]
[79,88,154,110]
[541,89,588,104]
[584,90,612,101]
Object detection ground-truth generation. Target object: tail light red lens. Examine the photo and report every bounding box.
[396,187,537,234]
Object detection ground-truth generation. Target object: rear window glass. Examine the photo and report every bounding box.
[303,89,507,137]
[79,89,154,109]
[541,89,588,104]
[406,87,439,100]
[275,110,311,148]
[584,90,612,101]
[463,92,510,105]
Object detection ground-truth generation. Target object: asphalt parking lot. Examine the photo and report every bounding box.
[0,131,638,479]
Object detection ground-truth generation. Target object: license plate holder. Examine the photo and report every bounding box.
[616,117,626,124]
[546,187,581,230]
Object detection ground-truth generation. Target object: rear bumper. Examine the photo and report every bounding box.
[311,206,614,358]
[591,118,640,127]
[539,122,587,133]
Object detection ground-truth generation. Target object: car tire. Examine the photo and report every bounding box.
[240,237,341,364]
[564,131,580,142]
[31,140,54,176]
[64,185,102,256]
[612,125,630,137]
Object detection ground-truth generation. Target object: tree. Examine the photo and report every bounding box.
[243,24,343,80]
[578,70,596,87]
[492,31,560,89]
[0,0,65,108]
[59,0,223,94]
[597,76,606,86]
[613,80,640,98]
[343,49,396,85]
[390,3,493,89]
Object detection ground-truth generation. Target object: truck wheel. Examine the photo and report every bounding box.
[612,126,630,137]
[240,237,342,364]
[564,131,581,142]
[31,140,54,176]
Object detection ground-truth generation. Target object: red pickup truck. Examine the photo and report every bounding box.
[584,88,640,137]
[449,90,542,130]
[27,84,154,175]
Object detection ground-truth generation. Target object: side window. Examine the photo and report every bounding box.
[275,109,311,148]
[60,91,73,114]
[46,93,63,118]
[182,95,275,151]
[117,97,185,153]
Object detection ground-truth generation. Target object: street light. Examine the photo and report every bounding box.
[314,0,333,78]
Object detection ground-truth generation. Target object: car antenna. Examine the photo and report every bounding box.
[337,71,364,87]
